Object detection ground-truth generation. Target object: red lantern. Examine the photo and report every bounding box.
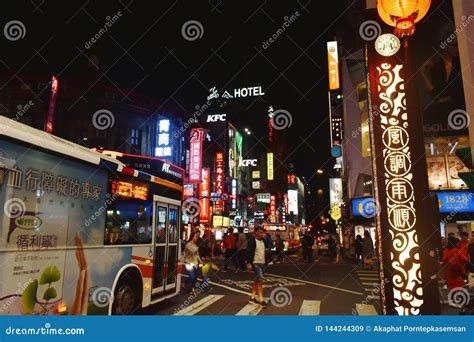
[377,0,431,37]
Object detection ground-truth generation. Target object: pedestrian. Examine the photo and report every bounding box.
[467,235,474,287]
[236,227,248,271]
[223,227,238,272]
[362,230,374,269]
[301,231,314,262]
[183,231,202,295]
[264,233,274,265]
[275,234,285,263]
[328,234,337,262]
[355,234,363,264]
[443,235,468,292]
[247,227,271,308]
[201,255,218,292]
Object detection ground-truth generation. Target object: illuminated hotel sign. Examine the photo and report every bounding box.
[189,128,205,184]
[267,152,274,180]
[367,28,440,315]
[155,119,172,157]
[327,41,340,90]
[199,168,210,223]
[207,86,265,101]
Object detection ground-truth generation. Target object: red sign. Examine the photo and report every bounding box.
[287,174,296,185]
[214,151,225,214]
[199,168,210,223]
[270,195,276,222]
[189,128,205,184]
[284,194,289,214]
[45,76,59,133]
[183,184,194,197]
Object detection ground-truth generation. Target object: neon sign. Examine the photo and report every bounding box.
[155,119,172,157]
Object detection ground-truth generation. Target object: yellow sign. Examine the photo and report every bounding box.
[329,204,342,222]
[267,152,274,180]
[327,41,339,90]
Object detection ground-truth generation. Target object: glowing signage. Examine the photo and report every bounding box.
[252,171,260,179]
[267,152,274,180]
[327,41,340,90]
[287,189,298,215]
[287,174,296,185]
[212,215,223,227]
[284,193,289,214]
[207,86,265,101]
[375,33,400,57]
[256,193,271,203]
[45,76,59,134]
[111,181,148,200]
[352,197,376,217]
[252,181,260,189]
[189,128,205,183]
[214,151,225,214]
[206,114,226,122]
[231,178,237,209]
[155,119,172,157]
[438,192,474,213]
[199,168,211,223]
[238,159,257,167]
[270,195,276,222]
[329,178,343,207]
[183,184,194,197]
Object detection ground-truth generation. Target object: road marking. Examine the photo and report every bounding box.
[298,300,321,315]
[266,273,363,295]
[236,303,262,316]
[356,303,378,315]
[174,295,224,315]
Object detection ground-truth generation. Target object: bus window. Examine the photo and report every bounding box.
[168,207,178,243]
[105,200,152,245]
[156,206,167,243]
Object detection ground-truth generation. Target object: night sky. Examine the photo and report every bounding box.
[2,0,351,184]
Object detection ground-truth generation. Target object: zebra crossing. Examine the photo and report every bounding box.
[354,268,381,315]
[172,294,375,316]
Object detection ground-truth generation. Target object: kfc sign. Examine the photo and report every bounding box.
[206,114,227,122]
[238,159,257,167]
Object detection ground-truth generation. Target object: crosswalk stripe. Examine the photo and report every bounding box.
[174,295,224,315]
[298,300,321,315]
[236,303,263,316]
[356,303,378,315]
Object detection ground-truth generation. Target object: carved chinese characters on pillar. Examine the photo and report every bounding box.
[376,63,423,315]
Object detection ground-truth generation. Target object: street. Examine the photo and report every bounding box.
[142,255,383,316]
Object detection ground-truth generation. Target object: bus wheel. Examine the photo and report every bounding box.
[112,272,141,315]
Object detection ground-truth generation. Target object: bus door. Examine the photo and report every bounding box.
[152,196,180,296]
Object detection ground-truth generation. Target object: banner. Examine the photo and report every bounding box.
[199,168,210,223]
[189,128,205,184]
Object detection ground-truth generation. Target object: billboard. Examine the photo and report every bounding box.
[329,178,343,207]
[189,128,205,183]
[287,189,298,215]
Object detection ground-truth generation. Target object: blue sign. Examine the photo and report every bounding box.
[437,191,474,213]
[352,197,376,218]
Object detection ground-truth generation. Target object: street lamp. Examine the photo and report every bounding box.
[316,169,324,174]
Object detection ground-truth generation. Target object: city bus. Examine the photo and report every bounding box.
[0,116,183,315]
